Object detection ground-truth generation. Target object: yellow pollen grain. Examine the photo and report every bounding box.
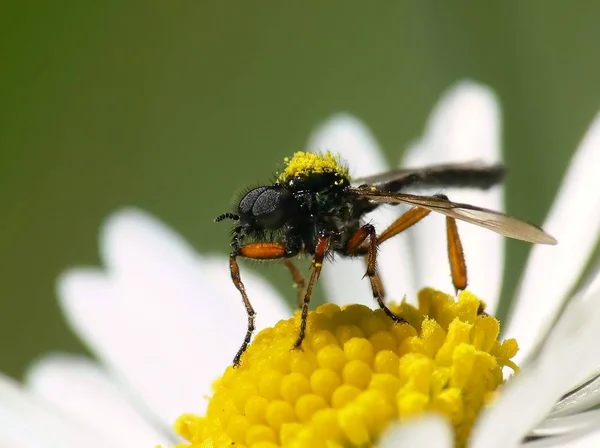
[373,350,400,375]
[174,289,519,448]
[281,373,310,404]
[278,151,350,183]
[246,395,269,424]
[296,394,328,422]
[266,401,296,431]
[316,344,346,372]
[310,368,342,400]
[369,331,397,352]
[331,384,361,409]
[344,337,374,364]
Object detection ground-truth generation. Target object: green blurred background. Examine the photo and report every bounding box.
[1,1,599,378]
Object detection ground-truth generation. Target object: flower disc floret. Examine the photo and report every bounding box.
[175,289,519,448]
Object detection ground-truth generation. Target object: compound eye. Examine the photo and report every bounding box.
[238,187,269,216]
[253,188,292,229]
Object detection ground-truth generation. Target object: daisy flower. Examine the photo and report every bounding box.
[1,81,599,448]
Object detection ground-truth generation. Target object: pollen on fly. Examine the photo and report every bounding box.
[215,151,557,367]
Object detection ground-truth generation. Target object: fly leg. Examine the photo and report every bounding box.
[293,231,330,350]
[377,198,469,294]
[445,214,468,292]
[376,207,431,246]
[283,259,306,309]
[344,224,405,324]
[443,210,480,312]
[230,242,287,367]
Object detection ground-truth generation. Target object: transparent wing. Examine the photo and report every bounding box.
[350,188,557,245]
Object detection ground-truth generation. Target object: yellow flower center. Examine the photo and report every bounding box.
[174,289,518,448]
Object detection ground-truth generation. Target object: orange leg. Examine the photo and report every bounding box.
[377,206,431,246]
[293,231,330,349]
[376,205,469,293]
[446,216,468,292]
[283,258,305,309]
[345,224,405,324]
[230,242,286,367]
[367,259,387,300]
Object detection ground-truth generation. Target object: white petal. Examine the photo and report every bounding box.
[403,81,505,311]
[0,373,109,448]
[550,372,600,417]
[507,112,600,362]
[471,276,600,448]
[558,427,600,448]
[59,209,290,427]
[525,427,600,447]
[530,409,600,437]
[403,140,432,168]
[308,114,416,305]
[379,415,453,448]
[25,355,171,447]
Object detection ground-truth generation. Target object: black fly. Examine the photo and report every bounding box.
[215,151,556,366]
